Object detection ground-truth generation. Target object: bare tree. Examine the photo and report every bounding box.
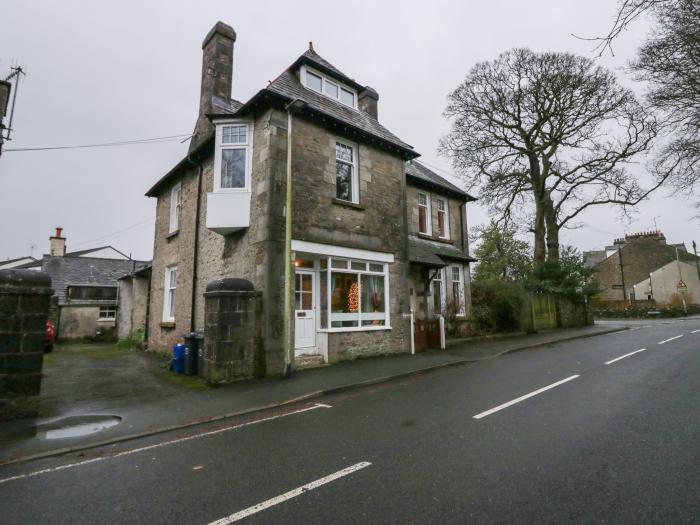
[630,1,700,196]
[441,48,658,272]
[581,0,699,199]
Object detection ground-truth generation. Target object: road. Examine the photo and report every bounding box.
[1,319,699,524]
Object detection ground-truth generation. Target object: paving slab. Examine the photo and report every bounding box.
[0,323,626,465]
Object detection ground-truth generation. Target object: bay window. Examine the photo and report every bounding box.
[215,122,252,191]
[418,192,431,235]
[318,257,389,330]
[437,198,449,239]
[335,140,358,203]
[451,266,465,316]
[432,268,445,315]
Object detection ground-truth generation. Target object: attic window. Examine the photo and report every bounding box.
[302,65,357,109]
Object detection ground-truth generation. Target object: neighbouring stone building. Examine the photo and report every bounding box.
[632,260,700,305]
[585,231,700,302]
[116,264,151,342]
[144,22,475,374]
[20,228,149,341]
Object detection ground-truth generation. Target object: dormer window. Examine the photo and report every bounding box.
[301,65,357,109]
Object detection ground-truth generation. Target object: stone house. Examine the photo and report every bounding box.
[144,22,475,373]
[116,264,151,342]
[20,228,149,340]
[585,231,700,302]
[632,260,700,305]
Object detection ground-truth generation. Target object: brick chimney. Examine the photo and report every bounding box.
[190,21,237,153]
[49,227,66,256]
[358,86,379,120]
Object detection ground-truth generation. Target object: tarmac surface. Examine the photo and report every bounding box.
[0,324,624,464]
[1,318,699,523]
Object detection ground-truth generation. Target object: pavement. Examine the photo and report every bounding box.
[1,316,699,523]
[0,323,626,465]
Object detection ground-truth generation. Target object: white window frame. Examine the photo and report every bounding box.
[163,265,177,322]
[300,65,358,110]
[317,256,391,333]
[451,265,465,316]
[432,267,446,316]
[436,198,450,239]
[169,182,181,234]
[335,139,359,204]
[98,305,117,320]
[417,191,432,235]
[213,120,254,193]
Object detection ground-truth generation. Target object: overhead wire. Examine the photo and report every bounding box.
[4,134,192,152]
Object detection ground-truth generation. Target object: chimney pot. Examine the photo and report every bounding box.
[49,227,66,257]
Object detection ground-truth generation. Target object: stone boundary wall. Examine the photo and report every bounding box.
[0,269,53,419]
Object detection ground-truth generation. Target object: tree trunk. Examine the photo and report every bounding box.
[544,195,560,263]
[533,203,546,273]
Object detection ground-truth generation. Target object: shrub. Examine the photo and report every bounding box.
[471,279,527,333]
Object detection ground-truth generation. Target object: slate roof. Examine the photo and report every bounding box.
[38,256,150,305]
[211,96,244,115]
[0,255,36,268]
[292,48,364,91]
[262,70,415,154]
[406,161,476,201]
[408,236,476,267]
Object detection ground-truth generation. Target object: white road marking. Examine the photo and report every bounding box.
[691,329,700,334]
[0,403,331,485]
[473,375,580,420]
[658,335,683,345]
[208,462,372,524]
[605,348,646,365]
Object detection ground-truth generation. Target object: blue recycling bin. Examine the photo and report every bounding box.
[172,343,186,374]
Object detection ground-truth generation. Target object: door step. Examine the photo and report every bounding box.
[295,354,327,370]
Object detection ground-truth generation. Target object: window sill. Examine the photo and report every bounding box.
[417,232,454,244]
[318,325,392,333]
[332,198,364,210]
[97,318,116,323]
[160,321,176,329]
[166,230,179,240]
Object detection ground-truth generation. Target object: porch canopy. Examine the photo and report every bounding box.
[408,236,476,268]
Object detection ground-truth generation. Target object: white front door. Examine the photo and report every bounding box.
[294,270,316,351]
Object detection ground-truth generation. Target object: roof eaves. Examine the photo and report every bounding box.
[144,136,213,197]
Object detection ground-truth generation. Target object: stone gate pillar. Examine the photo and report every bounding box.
[203,278,263,383]
[0,269,53,419]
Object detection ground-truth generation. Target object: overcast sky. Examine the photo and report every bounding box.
[1,0,696,262]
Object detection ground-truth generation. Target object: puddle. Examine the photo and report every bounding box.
[36,415,122,440]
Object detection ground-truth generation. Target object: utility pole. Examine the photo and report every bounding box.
[0,65,26,157]
[618,245,627,302]
[693,241,700,285]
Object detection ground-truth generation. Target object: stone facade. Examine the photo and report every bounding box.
[203,279,264,382]
[290,116,411,360]
[117,269,151,341]
[0,269,52,419]
[405,183,472,321]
